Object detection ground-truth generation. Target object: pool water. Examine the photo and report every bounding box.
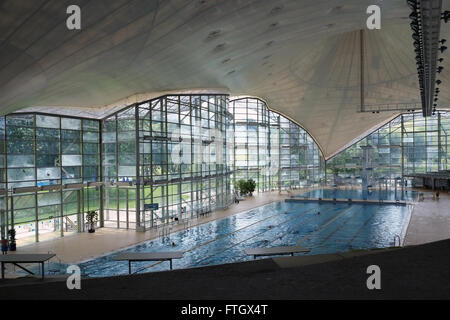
[294,188,418,201]
[38,192,412,278]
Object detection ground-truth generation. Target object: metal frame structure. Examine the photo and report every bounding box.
[0,113,101,242]
[230,98,324,193]
[327,111,450,188]
[101,94,233,231]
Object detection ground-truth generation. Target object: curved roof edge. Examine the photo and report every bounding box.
[326,108,450,161]
[230,95,325,159]
[14,88,231,120]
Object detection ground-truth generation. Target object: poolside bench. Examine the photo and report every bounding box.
[113,252,184,274]
[244,246,310,260]
[0,253,56,280]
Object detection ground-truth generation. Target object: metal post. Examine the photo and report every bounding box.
[10,191,14,232]
[360,29,365,112]
[99,121,104,228]
[81,187,85,232]
[278,115,281,193]
[33,114,39,242]
[438,113,441,170]
[135,105,141,229]
[59,117,64,237]
[35,192,39,242]
[116,185,119,229]
[401,115,405,197]
[77,190,81,232]
[126,188,129,229]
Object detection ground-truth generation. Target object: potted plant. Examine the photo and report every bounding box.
[247,179,256,196]
[237,179,248,196]
[8,229,16,251]
[86,210,98,233]
[236,179,256,197]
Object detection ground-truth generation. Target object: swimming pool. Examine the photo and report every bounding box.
[37,193,412,278]
[294,188,418,201]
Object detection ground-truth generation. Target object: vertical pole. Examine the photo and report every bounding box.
[425,116,428,172]
[33,115,39,242]
[10,196,14,231]
[59,117,63,237]
[116,115,120,229]
[178,97,183,218]
[401,115,405,196]
[77,190,81,232]
[413,113,416,173]
[81,186,85,232]
[150,208,153,229]
[438,113,441,170]
[126,188,129,229]
[360,29,365,112]
[257,101,260,192]
[99,121,104,228]
[164,98,169,224]
[4,194,8,242]
[395,179,397,200]
[135,105,141,229]
[232,100,236,195]
[35,192,39,242]
[4,116,10,236]
[278,115,281,193]
[190,97,194,219]
[116,185,119,229]
[60,186,64,237]
[150,102,155,227]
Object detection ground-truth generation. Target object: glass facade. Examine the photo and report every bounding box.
[0,114,101,244]
[7,95,446,244]
[102,95,233,230]
[230,98,325,191]
[326,111,450,187]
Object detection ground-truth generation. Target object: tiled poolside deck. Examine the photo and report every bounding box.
[8,190,295,264]
[404,190,450,246]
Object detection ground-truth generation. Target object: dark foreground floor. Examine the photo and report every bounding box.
[1,239,450,299]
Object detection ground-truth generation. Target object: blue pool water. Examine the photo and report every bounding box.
[294,188,418,201]
[37,191,412,278]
